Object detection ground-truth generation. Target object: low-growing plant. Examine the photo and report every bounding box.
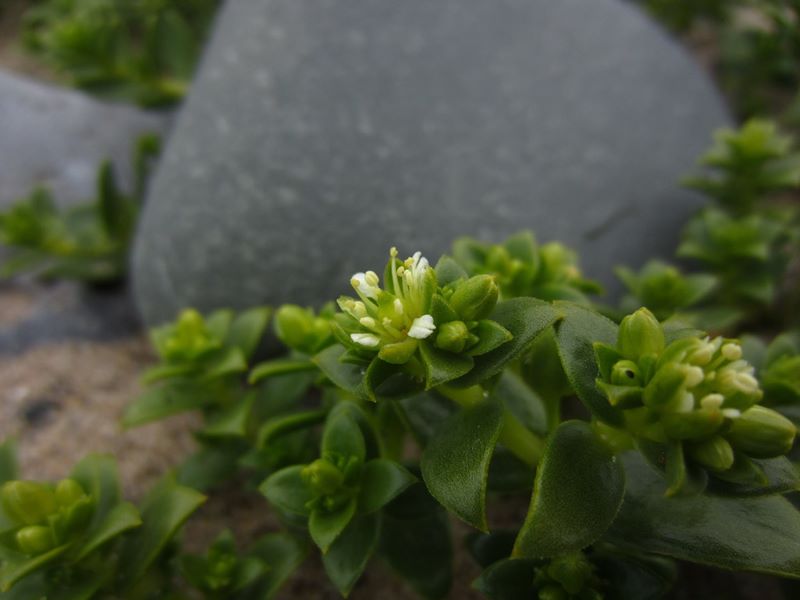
[0,134,160,284]
[0,439,205,598]
[614,119,800,331]
[123,240,800,598]
[122,305,273,491]
[21,0,220,107]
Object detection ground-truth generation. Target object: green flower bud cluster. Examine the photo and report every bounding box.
[616,260,717,321]
[274,303,335,355]
[1,478,93,556]
[301,454,362,514]
[534,552,601,600]
[334,248,511,366]
[180,530,269,595]
[452,231,601,303]
[152,308,222,363]
[595,308,796,475]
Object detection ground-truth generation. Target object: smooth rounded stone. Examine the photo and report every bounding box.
[0,70,168,208]
[132,0,730,326]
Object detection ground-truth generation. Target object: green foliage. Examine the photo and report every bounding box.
[452,231,602,304]
[717,1,800,118]
[123,305,272,492]
[0,453,205,597]
[180,529,306,600]
[633,0,737,32]
[684,119,800,214]
[615,119,800,330]
[0,134,159,284]
[616,260,719,322]
[22,0,220,107]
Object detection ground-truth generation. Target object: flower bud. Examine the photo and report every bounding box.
[688,436,735,472]
[618,308,665,360]
[274,304,320,351]
[435,321,471,353]
[16,525,56,555]
[1,481,57,526]
[610,360,642,386]
[55,479,86,508]
[448,275,499,321]
[725,406,797,458]
[643,363,692,410]
[302,459,344,496]
[662,408,725,441]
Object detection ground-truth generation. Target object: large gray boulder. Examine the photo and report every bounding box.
[132,0,730,326]
[0,71,167,208]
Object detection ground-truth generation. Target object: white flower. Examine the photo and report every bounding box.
[351,272,381,300]
[408,314,436,339]
[351,333,381,347]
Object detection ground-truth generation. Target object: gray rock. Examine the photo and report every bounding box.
[0,70,168,208]
[132,0,730,326]
[0,281,141,355]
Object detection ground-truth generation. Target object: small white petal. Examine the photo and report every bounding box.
[408,315,436,339]
[722,408,741,419]
[351,333,380,347]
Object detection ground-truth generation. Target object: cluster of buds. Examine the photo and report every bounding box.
[334,248,508,365]
[301,453,363,514]
[595,308,796,474]
[274,304,335,355]
[452,232,601,303]
[152,308,222,363]
[1,478,94,555]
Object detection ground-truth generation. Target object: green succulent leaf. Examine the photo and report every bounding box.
[310,499,357,553]
[74,502,141,561]
[249,358,317,384]
[454,298,560,387]
[513,421,625,558]
[0,439,18,486]
[259,465,314,517]
[379,483,452,600]
[117,477,206,587]
[554,302,624,426]
[421,397,504,531]
[199,393,254,438]
[122,383,203,428]
[357,460,416,514]
[247,532,309,599]
[323,409,366,464]
[473,557,538,600]
[607,452,800,577]
[419,340,474,389]
[314,345,367,399]
[0,545,70,592]
[322,513,380,598]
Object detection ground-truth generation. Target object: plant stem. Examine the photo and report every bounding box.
[438,385,544,467]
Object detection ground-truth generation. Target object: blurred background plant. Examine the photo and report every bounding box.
[20,0,219,107]
[0,134,159,284]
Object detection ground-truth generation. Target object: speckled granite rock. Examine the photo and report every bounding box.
[0,70,168,207]
[132,0,730,326]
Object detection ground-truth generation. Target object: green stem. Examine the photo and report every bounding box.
[438,385,545,467]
